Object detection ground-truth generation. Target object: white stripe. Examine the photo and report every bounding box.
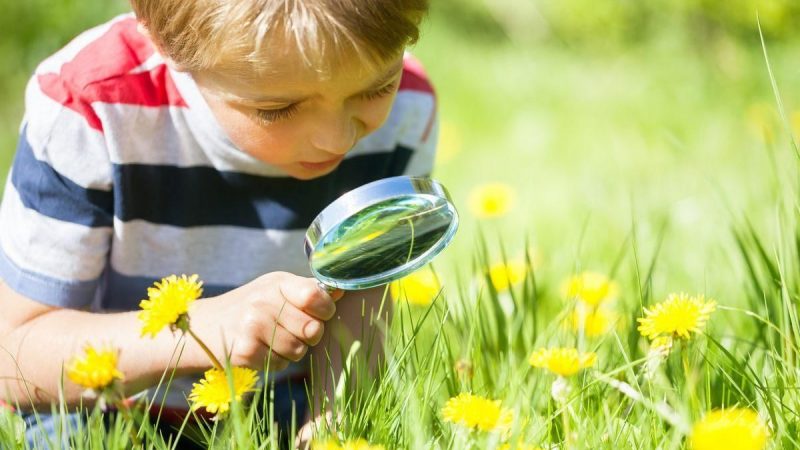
[35,14,132,75]
[109,219,312,285]
[24,82,112,190]
[0,180,111,282]
[129,52,165,74]
[403,117,438,177]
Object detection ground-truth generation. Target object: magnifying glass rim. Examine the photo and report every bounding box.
[304,176,458,290]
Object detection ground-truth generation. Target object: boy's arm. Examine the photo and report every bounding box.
[0,272,336,410]
[0,281,207,407]
[308,286,391,417]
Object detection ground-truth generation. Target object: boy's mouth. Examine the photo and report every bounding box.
[299,156,345,171]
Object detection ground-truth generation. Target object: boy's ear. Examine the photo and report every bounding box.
[136,21,187,72]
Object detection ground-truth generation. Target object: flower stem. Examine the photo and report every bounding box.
[187,328,224,370]
[561,406,572,448]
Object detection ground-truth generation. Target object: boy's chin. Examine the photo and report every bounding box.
[284,162,341,180]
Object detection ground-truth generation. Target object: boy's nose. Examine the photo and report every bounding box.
[310,113,360,156]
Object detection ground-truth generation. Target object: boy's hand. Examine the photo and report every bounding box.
[193,272,343,371]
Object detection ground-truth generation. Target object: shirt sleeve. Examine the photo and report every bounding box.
[402,111,438,178]
[398,53,438,178]
[0,75,114,308]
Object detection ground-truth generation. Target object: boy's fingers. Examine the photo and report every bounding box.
[330,288,345,302]
[271,303,325,345]
[278,276,336,320]
[260,324,308,362]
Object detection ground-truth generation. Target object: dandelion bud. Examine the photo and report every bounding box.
[551,376,571,404]
[454,359,473,379]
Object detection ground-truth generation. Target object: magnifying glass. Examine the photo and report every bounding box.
[305,176,459,291]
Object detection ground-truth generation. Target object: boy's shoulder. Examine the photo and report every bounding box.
[32,13,184,132]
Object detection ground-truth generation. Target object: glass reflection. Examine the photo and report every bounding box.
[310,194,456,283]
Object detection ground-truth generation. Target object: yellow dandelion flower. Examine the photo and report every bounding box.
[188,366,258,416]
[138,274,203,337]
[560,272,618,307]
[468,183,515,219]
[311,441,342,450]
[690,408,769,450]
[312,439,385,450]
[389,267,441,306]
[441,392,513,433]
[565,308,617,337]
[637,293,716,341]
[487,259,527,292]
[66,345,124,391]
[528,347,596,377]
[499,444,543,450]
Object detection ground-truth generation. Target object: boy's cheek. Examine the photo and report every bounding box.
[358,95,396,133]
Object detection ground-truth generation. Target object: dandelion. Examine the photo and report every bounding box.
[528,347,596,377]
[468,183,515,218]
[499,444,542,450]
[66,345,124,391]
[441,392,513,433]
[487,259,527,292]
[188,366,258,417]
[389,267,441,306]
[67,345,141,445]
[138,274,203,337]
[311,439,385,450]
[565,307,618,337]
[560,272,618,307]
[690,408,769,450]
[637,293,716,341]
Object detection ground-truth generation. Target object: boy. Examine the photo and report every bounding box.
[0,0,436,445]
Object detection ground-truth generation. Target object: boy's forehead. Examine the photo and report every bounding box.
[198,51,403,102]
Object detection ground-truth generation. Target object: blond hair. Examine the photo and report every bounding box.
[131,0,428,76]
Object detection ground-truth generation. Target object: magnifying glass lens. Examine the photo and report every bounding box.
[310,194,455,284]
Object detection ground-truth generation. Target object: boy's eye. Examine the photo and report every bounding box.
[361,82,398,101]
[254,104,299,124]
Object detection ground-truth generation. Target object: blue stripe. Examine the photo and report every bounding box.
[0,244,100,308]
[102,270,235,311]
[11,126,114,228]
[114,146,414,228]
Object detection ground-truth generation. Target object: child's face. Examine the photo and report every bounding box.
[194,53,403,180]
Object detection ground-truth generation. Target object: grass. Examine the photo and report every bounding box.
[1,1,800,448]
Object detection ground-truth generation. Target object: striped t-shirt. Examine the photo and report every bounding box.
[0,14,437,405]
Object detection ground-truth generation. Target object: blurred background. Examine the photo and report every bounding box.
[2,0,799,303]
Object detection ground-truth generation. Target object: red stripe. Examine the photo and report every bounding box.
[58,18,154,89]
[399,56,435,95]
[36,17,185,132]
[83,65,187,108]
[37,73,105,131]
[399,56,436,142]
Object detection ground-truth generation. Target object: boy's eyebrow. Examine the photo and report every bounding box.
[362,60,404,92]
[241,60,404,105]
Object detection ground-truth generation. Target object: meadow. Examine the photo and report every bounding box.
[0,1,799,448]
